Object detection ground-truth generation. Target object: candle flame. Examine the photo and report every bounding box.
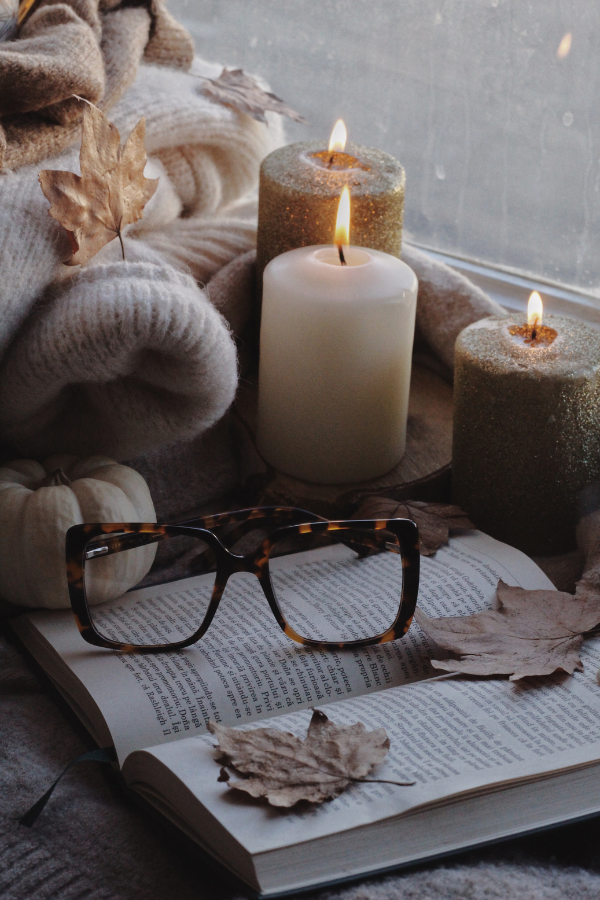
[329,119,347,153]
[528,291,543,327]
[335,186,350,249]
[557,32,572,59]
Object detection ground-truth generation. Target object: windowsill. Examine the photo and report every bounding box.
[412,243,600,331]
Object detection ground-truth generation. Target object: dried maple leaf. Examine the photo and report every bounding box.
[197,68,306,125]
[39,104,159,265]
[17,0,36,26]
[354,496,474,556]
[415,579,600,681]
[208,709,412,807]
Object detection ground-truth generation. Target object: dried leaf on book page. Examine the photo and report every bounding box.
[209,709,412,808]
[197,68,306,125]
[39,104,159,265]
[354,496,473,556]
[415,579,600,681]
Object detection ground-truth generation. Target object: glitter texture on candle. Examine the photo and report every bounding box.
[453,315,600,555]
[256,140,405,289]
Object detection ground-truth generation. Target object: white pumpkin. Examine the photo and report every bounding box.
[0,455,157,609]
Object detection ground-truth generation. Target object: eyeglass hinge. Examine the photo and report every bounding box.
[85,546,109,559]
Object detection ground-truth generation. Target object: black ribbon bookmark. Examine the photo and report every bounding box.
[20,747,115,828]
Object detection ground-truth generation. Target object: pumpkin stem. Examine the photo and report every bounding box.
[40,468,72,488]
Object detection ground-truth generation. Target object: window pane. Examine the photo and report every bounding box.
[172,0,600,297]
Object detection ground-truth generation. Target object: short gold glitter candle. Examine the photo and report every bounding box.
[453,310,600,556]
[256,138,405,290]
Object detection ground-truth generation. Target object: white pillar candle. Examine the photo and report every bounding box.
[256,244,418,484]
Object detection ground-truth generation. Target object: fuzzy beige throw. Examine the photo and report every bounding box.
[402,243,505,371]
[0,0,194,172]
[0,260,239,459]
[0,57,284,460]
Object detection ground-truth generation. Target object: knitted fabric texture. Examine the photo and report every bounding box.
[206,247,258,338]
[0,261,239,459]
[203,245,503,376]
[0,0,194,171]
[402,243,506,371]
[0,57,284,460]
[126,414,244,522]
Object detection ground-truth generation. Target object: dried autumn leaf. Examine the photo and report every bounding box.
[39,104,159,265]
[208,709,412,807]
[198,68,306,125]
[415,579,600,681]
[17,0,36,26]
[354,496,474,556]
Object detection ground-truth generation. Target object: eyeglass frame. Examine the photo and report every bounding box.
[65,506,420,654]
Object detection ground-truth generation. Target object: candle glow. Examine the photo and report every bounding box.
[557,32,572,60]
[528,291,543,328]
[329,119,347,153]
[335,186,351,252]
[509,290,556,346]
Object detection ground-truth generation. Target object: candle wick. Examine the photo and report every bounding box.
[337,244,346,266]
[329,152,334,166]
[531,317,538,342]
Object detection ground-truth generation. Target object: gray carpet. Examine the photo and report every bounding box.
[3,631,600,900]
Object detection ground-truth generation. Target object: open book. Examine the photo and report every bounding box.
[12,531,600,896]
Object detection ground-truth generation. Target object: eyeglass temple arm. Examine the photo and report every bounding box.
[81,511,322,562]
[82,513,401,561]
[83,510,327,561]
[84,531,164,560]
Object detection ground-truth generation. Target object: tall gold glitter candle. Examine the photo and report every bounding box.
[453,301,600,556]
[256,122,405,291]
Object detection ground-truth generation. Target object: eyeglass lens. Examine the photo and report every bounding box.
[82,527,404,647]
[84,533,217,646]
[269,531,403,642]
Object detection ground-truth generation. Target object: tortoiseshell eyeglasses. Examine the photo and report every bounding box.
[65,506,420,653]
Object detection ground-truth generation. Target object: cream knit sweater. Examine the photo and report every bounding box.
[0,58,284,459]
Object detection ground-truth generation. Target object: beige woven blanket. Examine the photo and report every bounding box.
[0,0,194,172]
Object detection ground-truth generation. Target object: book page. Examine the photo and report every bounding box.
[14,531,553,765]
[132,641,600,858]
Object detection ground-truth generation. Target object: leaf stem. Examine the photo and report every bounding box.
[117,228,125,261]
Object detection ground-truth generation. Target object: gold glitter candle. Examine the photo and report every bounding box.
[256,138,405,291]
[453,310,600,556]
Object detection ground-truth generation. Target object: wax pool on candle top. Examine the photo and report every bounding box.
[256,245,418,484]
[453,314,600,555]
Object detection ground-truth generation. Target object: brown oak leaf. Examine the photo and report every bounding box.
[39,104,159,265]
[354,496,474,556]
[208,709,412,807]
[415,579,600,681]
[197,68,306,125]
